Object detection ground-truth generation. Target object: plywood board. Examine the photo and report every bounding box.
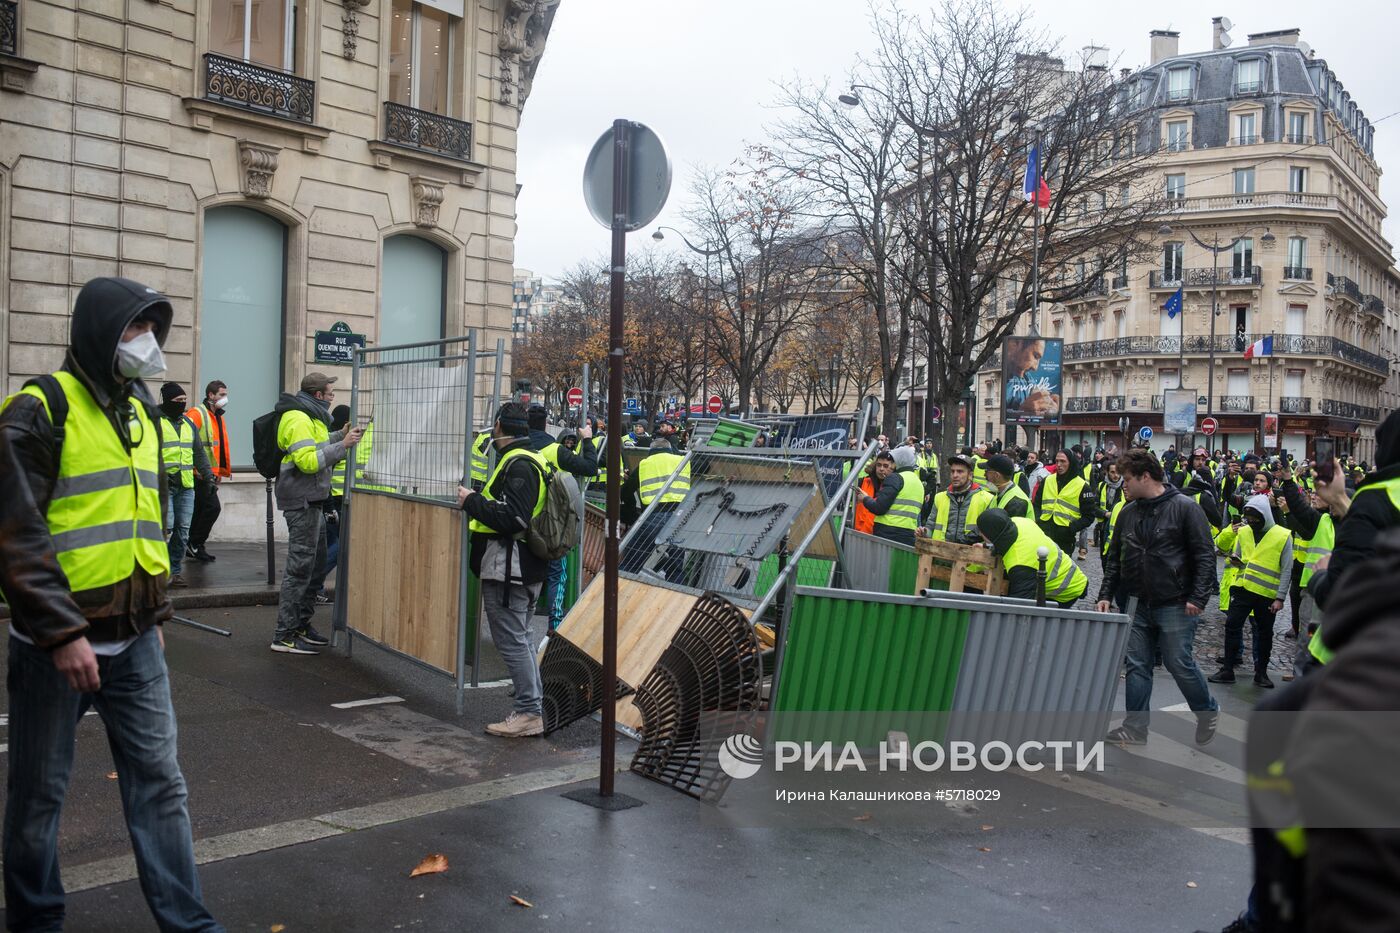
[556,576,700,689]
[347,494,462,673]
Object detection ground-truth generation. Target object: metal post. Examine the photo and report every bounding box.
[1030,126,1042,335]
[331,347,362,646]
[838,404,873,539]
[601,118,632,798]
[1035,546,1048,608]
[265,478,275,586]
[1208,233,1219,432]
[924,128,940,442]
[455,331,478,714]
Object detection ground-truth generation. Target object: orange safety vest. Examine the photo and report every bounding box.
[186,402,233,478]
[854,475,877,535]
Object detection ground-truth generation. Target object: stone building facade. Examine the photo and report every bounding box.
[977,23,1395,462]
[0,0,559,537]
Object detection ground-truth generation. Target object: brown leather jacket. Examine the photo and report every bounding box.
[0,277,174,649]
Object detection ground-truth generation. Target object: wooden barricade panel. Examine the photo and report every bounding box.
[347,494,461,673]
[913,537,1008,596]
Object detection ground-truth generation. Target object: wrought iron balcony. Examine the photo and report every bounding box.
[203,53,314,124]
[1162,137,1190,151]
[1218,396,1255,413]
[1111,275,1128,290]
[1320,399,1380,421]
[383,101,473,162]
[1235,81,1263,95]
[1230,134,1260,145]
[1279,397,1311,413]
[1327,273,1362,304]
[1,0,16,56]
[1166,88,1192,102]
[1149,266,1262,289]
[1282,266,1312,281]
[1105,395,1125,411]
[1284,133,1314,145]
[1151,395,1164,411]
[983,397,996,409]
[1363,294,1385,316]
[1059,334,1388,376]
[1065,397,1102,413]
[1065,277,1106,302]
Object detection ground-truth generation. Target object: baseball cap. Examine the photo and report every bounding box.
[300,372,337,394]
[986,454,1015,477]
[947,454,973,470]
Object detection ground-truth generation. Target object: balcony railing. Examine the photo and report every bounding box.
[1282,266,1312,281]
[383,101,473,161]
[1218,396,1255,413]
[1327,273,1363,304]
[1363,294,1385,317]
[1284,133,1314,145]
[1111,275,1128,290]
[1105,395,1125,411]
[1065,397,1102,413]
[1162,191,1331,213]
[1320,399,1380,421]
[1149,266,1262,289]
[1,0,16,56]
[983,397,996,409]
[1060,334,1389,376]
[1235,81,1263,95]
[1066,277,1107,302]
[1166,87,1192,102]
[1279,397,1311,413]
[203,53,314,124]
[1230,135,1260,145]
[1162,137,1190,151]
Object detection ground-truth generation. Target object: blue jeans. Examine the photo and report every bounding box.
[3,630,222,932]
[545,557,566,630]
[312,507,341,595]
[1123,602,1218,736]
[164,484,196,575]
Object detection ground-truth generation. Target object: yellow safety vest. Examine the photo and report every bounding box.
[637,451,690,505]
[1101,499,1125,557]
[3,371,169,592]
[995,482,1032,515]
[1039,473,1086,527]
[1308,476,1400,664]
[593,434,608,485]
[1231,523,1291,600]
[1002,516,1087,603]
[971,456,987,485]
[931,487,995,541]
[161,416,196,489]
[919,451,939,474]
[331,458,346,497]
[1295,513,1334,588]
[470,432,491,484]
[351,422,396,493]
[467,446,548,537]
[873,469,924,531]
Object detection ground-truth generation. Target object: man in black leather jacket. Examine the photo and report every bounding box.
[1098,448,1219,746]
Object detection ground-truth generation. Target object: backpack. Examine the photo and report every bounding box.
[520,458,582,560]
[252,410,284,479]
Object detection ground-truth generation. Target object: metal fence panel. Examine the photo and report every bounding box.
[841,530,916,592]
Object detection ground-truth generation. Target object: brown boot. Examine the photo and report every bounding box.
[169,573,189,588]
[486,711,543,737]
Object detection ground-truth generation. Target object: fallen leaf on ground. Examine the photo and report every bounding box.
[509,895,534,908]
[980,825,994,831]
[270,925,285,932]
[1186,881,1198,889]
[977,847,992,853]
[105,772,118,780]
[409,854,449,877]
[853,813,872,822]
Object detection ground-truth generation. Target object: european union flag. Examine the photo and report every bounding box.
[1163,286,1184,319]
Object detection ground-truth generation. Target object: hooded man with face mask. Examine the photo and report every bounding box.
[1211,494,1293,688]
[0,277,223,931]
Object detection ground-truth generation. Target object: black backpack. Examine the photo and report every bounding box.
[252,410,283,479]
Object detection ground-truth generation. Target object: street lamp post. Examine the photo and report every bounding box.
[1157,222,1274,447]
[653,225,723,416]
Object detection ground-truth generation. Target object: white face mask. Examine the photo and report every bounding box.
[214,396,229,410]
[115,330,167,379]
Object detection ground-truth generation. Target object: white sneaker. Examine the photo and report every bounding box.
[537,635,550,654]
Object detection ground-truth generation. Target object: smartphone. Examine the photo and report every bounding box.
[1314,437,1336,483]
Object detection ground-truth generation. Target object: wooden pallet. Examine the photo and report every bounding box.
[912,536,1008,595]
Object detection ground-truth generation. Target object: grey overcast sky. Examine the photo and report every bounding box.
[514,0,1399,281]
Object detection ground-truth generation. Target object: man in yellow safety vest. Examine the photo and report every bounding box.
[1210,494,1293,688]
[619,436,692,579]
[0,276,222,930]
[1033,448,1096,556]
[156,381,212,588]
[975,508,1088,605]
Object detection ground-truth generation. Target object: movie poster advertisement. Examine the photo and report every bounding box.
[1002,336,1063,426]
[1261,412,1279,449]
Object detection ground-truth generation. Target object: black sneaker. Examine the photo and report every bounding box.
[185,545,198,559]
[314,592,332,605]
[270,636,319,655]
[1208,667,1236,684]
[298,625,330,647]
[1253,671,1275,689]
[1195,711,1219,746]
[1105,725,1147,745]
[193,547,216,562]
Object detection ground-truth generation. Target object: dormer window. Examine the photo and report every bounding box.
[1235,59,1262,94]
[1167,67,1192,102]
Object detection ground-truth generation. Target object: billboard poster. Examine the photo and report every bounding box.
[1261,412,1280,449]
[774,414,855,502]
[1162,388,1198,435]
[1002,336,1063,426]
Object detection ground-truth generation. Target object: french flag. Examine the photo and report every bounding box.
[1243,335,1274,358]
[1023,145,1051,208]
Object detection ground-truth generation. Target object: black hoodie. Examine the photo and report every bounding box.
[0,277,176,648]
[1032,447,1096,538]
[1309,409,1400,612]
